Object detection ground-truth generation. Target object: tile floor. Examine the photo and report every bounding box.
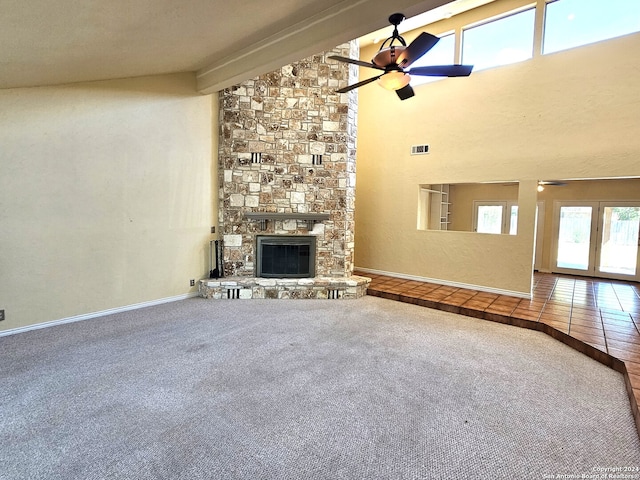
[356,270,640,435]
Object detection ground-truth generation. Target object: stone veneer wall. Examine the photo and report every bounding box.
[218,42,358,278]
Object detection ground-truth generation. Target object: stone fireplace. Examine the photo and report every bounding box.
[199,41,370,300]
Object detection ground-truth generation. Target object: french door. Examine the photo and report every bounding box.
[552,201,640,281]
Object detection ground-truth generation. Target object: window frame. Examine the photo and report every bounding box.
[473,201,519,235]
[461,5,537,71]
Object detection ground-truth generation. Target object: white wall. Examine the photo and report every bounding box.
[0,73,215,331]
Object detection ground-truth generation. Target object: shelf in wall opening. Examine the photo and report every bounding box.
[244,212,331,231]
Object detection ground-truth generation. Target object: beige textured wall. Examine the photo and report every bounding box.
[355,22,640,295]
[0,73,215,332]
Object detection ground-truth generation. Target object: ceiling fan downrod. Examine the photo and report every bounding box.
[380,13,407,49]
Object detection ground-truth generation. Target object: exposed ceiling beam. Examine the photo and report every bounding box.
[196,0,452,94]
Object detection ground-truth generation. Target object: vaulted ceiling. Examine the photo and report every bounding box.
[0,0,453,93]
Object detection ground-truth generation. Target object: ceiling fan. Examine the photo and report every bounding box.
[329,13,473,100]
[538,180,568,186]
[537,180,568,192]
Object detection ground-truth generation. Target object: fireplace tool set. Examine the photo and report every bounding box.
[209,239,222,278]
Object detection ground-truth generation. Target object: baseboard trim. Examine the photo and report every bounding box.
[355,267,531,299]
[0,293,200,338]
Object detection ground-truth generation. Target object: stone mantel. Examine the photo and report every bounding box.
[244,212,331,231]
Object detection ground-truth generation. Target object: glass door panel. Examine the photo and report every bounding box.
[534,202,545,271]
[474,201,507,234]
[597,203,640,279]
[476,205,504,234]
[556,206,594,270]
[509,205,519,235]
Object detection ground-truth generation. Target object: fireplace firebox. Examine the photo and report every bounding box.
[256,235,316,278]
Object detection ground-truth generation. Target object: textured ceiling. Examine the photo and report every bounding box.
[0,0,453,92]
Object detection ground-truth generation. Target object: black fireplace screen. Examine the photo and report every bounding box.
[256,235,316,278]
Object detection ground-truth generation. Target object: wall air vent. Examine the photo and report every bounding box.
[411,144,430,155]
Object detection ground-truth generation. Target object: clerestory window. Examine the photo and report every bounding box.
[462,8,536,72]
[543,0,640,55]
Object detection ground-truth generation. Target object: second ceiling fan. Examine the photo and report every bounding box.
[330,13,473,100]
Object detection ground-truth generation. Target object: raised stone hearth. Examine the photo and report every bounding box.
[199,275,370,300]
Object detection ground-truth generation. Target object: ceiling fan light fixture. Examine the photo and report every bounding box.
[378,71,411,91]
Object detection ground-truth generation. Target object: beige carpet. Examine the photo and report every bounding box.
[1,296,639,479]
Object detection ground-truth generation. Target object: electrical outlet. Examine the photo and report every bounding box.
[190,279,195,287]
[0,310,5,321]
[211,226,215,234]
